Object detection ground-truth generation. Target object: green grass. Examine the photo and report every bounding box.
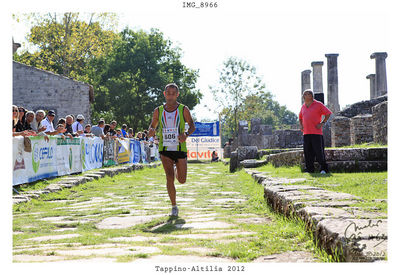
[13,162,336,262]
[255,163,387,213]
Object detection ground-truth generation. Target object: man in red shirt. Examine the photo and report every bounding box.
[299,89,332,174]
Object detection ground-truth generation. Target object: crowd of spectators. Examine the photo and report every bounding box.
[12,105,159,146]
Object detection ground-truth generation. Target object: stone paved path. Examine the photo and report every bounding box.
[13,163,321,263]
[247,169,387,262]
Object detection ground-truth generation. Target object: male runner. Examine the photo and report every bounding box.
[148,83,195,217]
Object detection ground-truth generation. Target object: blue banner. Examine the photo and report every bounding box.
[191,121,219,137]
[82,137,104,172]
[129,139,141,163]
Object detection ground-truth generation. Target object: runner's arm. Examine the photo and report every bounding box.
[183,106,195,137]
[148,107,159,137]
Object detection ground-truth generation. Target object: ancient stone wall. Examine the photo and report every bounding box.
[13,61,93,123]
[331,116,351,147]
[336,95,387,118]
[350,114,373,145]
[266,147,387,172]
[372,101,387,144]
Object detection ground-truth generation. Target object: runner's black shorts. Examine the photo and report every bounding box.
[159,151,187,163]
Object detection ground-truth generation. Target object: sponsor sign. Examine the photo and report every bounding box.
[103,139,117,166]
[81,137,104,172]
[129,139,141,163]
[56,137,82,176]
[191,121,219,136]
[117,138,130,164]
[13,136,58,185]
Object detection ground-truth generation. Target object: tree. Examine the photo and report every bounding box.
[89,28,202,130]
[210,57,265,137]
[210,57,298,144]
[13,12,118,82]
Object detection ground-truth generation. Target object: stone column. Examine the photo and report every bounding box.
[370,52,388,97]
[311,61,324,104]
[301,70,312,104]
[366,74,376,99]
[325,54,340,113]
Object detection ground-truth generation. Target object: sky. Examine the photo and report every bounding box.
[9,0,398,122]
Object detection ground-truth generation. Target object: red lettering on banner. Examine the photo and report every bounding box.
[187,149,220,160]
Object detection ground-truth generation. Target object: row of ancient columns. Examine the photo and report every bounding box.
[301,52,388,112]
[301,54,340,113]
[367,52,388,99]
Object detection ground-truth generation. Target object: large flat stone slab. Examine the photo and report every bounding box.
[133,255,235,262]
[96,215,164,229]
[171,232,255,240]
[56,246,161,256]
[109,236,160,242]
[175,221,234,229]
[13,255,67,262]
[26,234,81,242]
[252,251,319,262]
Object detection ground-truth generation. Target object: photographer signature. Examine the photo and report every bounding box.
[344,220,386,248]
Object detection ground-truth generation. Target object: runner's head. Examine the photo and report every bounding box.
[163,83,179,103]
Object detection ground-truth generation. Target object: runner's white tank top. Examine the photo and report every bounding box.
[161,107,181,151]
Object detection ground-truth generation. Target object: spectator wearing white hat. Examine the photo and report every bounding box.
[72,114,85,136]
[41,110,65,136]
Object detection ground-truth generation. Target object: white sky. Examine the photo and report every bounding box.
[9,0,398,122]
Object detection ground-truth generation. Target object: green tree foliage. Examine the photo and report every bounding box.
[210,57,265,136]
[210,57,297,144]
[13,13,202,130]
[13,12,118,83]
[88,28,202,131]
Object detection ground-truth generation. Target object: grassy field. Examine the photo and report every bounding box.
[12,162,336,262]
[255,164,387,213]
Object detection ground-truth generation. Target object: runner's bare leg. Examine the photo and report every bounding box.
[160,154,176,205]
[175,158,187,184]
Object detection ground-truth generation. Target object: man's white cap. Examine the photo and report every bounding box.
[77,114,85,120]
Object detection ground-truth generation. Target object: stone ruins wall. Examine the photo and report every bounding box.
[350,114,373,145]
[372,101,387,145]
[13,61,93,123]
[331,95,387,146]
[335,95,387,118]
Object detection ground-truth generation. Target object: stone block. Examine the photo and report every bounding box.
[372,101,387,144]
[331,116,351,147]
[237,146,258,161]
[229,151,239,173]
[350,114,373,145]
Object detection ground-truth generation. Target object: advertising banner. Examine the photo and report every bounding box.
[103,139,117,166]
[13,136,58,185]
[186,136,221,148]
[191,121,219,136]
[186,147,223,161]
[185,121,221,161]
[140,141,148,163]
[81,137,104,172]
[56,137,82,176]
[117,138,130,164]
[129,139,141,163]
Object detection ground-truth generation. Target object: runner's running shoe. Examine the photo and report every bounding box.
[171,205,179,217]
